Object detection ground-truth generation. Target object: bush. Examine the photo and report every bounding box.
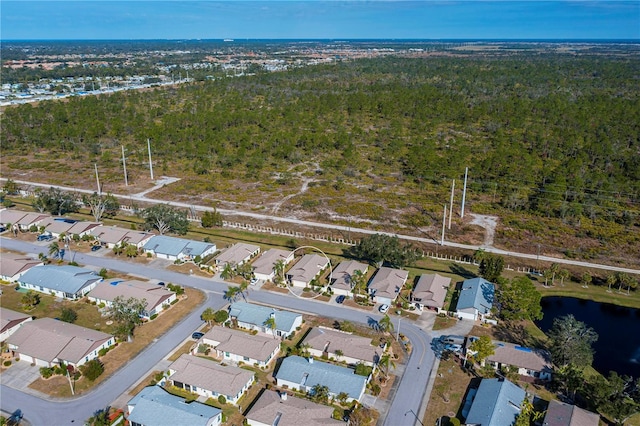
[354,363,373,377]
[214,310,229,323]
[98,268,108,279]
[40,367,54,378]
[98,347,110,357]
[149,314,158,321]
[217,395,226,405]
[80,359,104,381]
[449,418,461,426]
[370,383,381,396]
[60,307,78,323]
[3,360,11,367]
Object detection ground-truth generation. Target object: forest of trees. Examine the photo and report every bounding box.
[2,52,639,260]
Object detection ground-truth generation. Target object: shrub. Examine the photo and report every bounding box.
[149,314,158,321]
[214,310,229,323]
[449,418,461,426]
[98,347,110,357]
[60,307,78,323]
[370,383,381,396]
[40,367,54,378]
[80,359,104,381]
[98,268,108,279]
[354,363,373,377]
[217,395,226,405]
[3,360,11,367]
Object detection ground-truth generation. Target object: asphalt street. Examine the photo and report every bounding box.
[0,237,435,426]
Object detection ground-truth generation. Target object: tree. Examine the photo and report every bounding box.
[220,263,235,280]
[140,204,189,235]
[123,244,139,258]
[32,187,79,216]
[547,314,598,368]
[549,263,560,286]
[264,315,277,339]
[349,406,374,426]
[80,359,104,381]
[85,407,111,426]
[349,234,420,268]
[557,268,570,287]
[109,296,147,341]
[201,307,216,326]
[478,254,504,283]
[201,209,223,228]
[334,349,344,360]
[273,260,285,285]
[351,269,367,301]
[21,290,40,310]
[224,286,240,302]
[554,364,584,402]
[83,192,119,222]
[378,314,394,334]
[48,241,60,259]
[468,335,495,364]
[310,384,330,403]
[606,273,617,293]
[580,272,592,289]
[337,392,349,405]
[588,371,638,424]
[2,178,20,195]
[60,307,78,323]
[497,276,543,321]
[378,353,396,379]
[214,310,229,323]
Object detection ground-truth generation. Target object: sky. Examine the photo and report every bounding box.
[1,1,639,41]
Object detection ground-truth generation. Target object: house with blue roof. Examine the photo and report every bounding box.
[17,265,102,300]
[464,378,526,426]
[142,235,216,261]
[127,385,222,426]
[455,277,495,321]
[275,355,368,403]
[229,302,302,339]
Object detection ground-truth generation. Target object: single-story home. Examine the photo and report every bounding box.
[127,385,222,426]
[142,235,217,261]
[464,378,525,426]
[542,399,600,426]
[286,254,330,288]
[245,390,343,426]
[302,327,381,367]
[275,355,368,403]
[480,339,553,382]
[330,260,368,296]
[87,280,177,319]
[0,307,33,342]
[18,265,103,300]
[41,218,101,238]
[0,210,49,231]
[0,253,43,282]
[214,243,261,268]
[367,267,408,306]
[456,277,495,321]
[90,225,154,249]
[251,248,294,282]
[412,273,451,311]
[6,317,114,367]
[201,326,280,367]
[168,354,254,405]
[229,302,303,339]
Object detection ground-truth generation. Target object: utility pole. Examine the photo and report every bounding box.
[396,317,401,341]
[122,145,128,186]
[94,163,101,195]
[441,204,447,245]
[461,167,468,218]
[448,179,455,229]
[147,139,154,181]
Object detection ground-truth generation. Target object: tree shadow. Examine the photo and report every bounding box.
[367,316,380,332]
[449,264,477,279]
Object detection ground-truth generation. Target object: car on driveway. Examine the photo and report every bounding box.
[91,245,101,252]
[379,304,389,314]
[37,234,53,241]
[191,332,204,340]
[250,277,259,285]
[336,295,346,304]
[444,343,462,353]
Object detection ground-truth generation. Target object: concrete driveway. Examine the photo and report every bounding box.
[0,360,46,396]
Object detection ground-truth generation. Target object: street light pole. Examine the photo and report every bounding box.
[404,409,425,426]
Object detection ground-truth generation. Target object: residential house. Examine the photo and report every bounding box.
[464,378,526,426]
[229,302,303,339]
[127,385,222,426]
[6,317,114,367]
[367,267,408,306]
[90,225,154,249]
[0,307,32,342]
[0,209,49,231]
[275,355,368,403]
[330,260,368,297]
[245,390,343,426]
[201,326,280,367]
[0,253,43,282]
[18,265,102,300]
[412,273,451,311]
[87,280,176,320]
[215,243,261,269]
[286,254,330,288]
[542,400,600,426]
[168,354,254,405]
[41,218,101,238]
[480,339,553,382]
[251,248,294,282]
[455,277,495,321]
[302,327,381,367]
[142,235,216,261]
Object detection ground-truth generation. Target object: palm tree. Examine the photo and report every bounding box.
[351,269,365,301]
[378,353,396,379]
[220,263,235,280]
[616,272,630,293]
[606,273,617,293]
[378,314,394,334]
[580,272,592,289]
[201,307,215,326]
[48,241,60,259]
[264,315,277,339]
[224,286,239,302]
[549,263,560,286]
[334,349,344,361]
[273,260,285,285]
[239,281,249,301]
[298,342,311,358]
[310,384,330,403]
[557,269,569,287]
[542,269,553,287]
[337,392,349,405]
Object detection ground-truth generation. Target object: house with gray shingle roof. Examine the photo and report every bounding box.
[412,273,451,311]
[6,317,114,367]
[456,277,495,321]
[286,254,330,288]
[0,307,33,342]
[246,390,343,426]
[0,253,43,282]
[330,260,368,296]
[18,265,102,300]
[0,209,49,231]
[88,280,176,319]
[275,355,368,403]
[542,400,600,426]
[90,225,154,249]
[464,378,525,426]
[142,235,216,261]
[168,354,254,405]
[229,302,302,339]
[251,248,294,282]
[475,339,553,382]
[215,243,261,268]
[367,267,408,305]
[127,385,222,426]
[40,218,100,238]
[201,326,280,367]
[303,327,381,367]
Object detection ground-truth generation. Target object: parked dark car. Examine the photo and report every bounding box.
[336,295,346,304]
[191,332,204,340]
[157,281,165,286]
[37,234,53,241]
[91,245,101,252]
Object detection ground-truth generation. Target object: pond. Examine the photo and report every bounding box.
[537,296,640,379]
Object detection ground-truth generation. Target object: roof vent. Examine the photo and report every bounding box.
[308,357,313,364]
[280,392,287,401]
